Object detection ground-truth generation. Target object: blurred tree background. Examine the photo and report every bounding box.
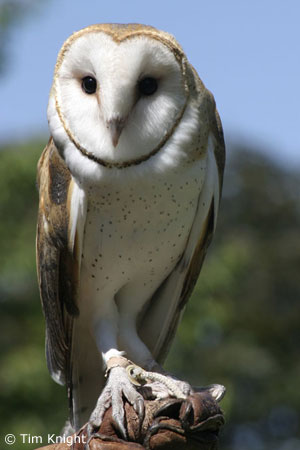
[0,2,299,449]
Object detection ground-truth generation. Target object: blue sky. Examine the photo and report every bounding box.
[1,0,300,167]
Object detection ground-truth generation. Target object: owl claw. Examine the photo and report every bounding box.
[193,383,226,402]
[133,396,145,430]
[89,366,145,440]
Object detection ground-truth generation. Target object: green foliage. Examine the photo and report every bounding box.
[0,139,299,448]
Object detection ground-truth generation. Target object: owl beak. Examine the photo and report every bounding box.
[107,118,125,147]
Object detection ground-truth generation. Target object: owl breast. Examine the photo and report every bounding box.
[78,159,206,316]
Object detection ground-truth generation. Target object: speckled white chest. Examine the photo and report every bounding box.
[79,158,206,319]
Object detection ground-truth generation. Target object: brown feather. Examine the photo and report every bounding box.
[36,138,79,386]
[187,63,225,191]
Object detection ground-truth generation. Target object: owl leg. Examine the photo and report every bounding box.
[89,365,144,438]
[89,312,145,439]
[117,311,195,397]
[118,316,225,403]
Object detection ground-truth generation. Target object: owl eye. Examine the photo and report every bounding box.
[138,77,158,96]
[82,76,97,94]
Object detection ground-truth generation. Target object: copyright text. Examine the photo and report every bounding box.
[3,433,87,446]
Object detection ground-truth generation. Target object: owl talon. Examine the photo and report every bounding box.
[84,423,99,450]
[193,383,226,402]
[133,396,145,430]
[113,414,127,440]
[89,366,145,440]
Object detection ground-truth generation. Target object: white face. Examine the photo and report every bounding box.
[50,32,188,165]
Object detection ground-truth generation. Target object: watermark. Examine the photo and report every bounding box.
[3,433,87,446]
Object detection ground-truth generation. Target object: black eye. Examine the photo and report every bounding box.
[138,77,158,96]
[82,76,97,94]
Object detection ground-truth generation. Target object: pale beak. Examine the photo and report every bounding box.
[107,117,125,147]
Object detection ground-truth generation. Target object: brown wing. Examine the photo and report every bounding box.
[36,138,81,386]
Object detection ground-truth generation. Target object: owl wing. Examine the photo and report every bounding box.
[138,104,225,364]
[36,138,86,385]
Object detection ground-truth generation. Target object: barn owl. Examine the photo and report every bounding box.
[36,23,225,436]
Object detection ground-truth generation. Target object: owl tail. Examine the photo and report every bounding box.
[69,323,106,430]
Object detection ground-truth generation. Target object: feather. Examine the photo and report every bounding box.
[138,123,225,363]
[36,138,86,386]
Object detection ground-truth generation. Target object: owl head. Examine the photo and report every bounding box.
[48,24,204,181]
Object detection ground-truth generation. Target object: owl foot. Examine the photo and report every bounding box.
[127,364,192,400]
[89,366,144,439]
[127,365,225,403]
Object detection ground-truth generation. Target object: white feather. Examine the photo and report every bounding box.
[48,31,194,184]
[68,179,87,256]
[48,95,199,185]
[139,134,220,359]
